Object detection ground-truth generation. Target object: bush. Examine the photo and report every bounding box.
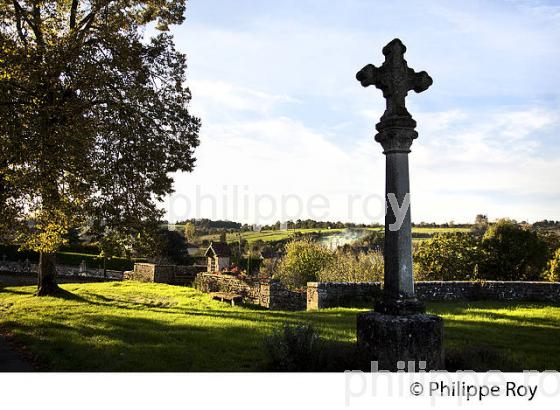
[56,252,136,271]
[263,323,369,372]
[238,256,262,274]
[414,232,482,280]
[60,242,101,255]
[264,323,321,371]
[0,244,136,271]
[480,219,549,281]
[546,248,560,282]
[274,239,335,289]
[318,250,383,282]
[0,244,39,262]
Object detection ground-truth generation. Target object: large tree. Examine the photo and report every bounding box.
[0,1,200,295]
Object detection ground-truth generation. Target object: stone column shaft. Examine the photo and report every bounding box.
[384,152,414,299]
[374,124,424,315]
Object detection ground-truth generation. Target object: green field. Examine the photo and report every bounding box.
[196,228,348,244]
[181,226,470,246]
[0,281,558,371]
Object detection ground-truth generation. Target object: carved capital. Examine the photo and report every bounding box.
[374,122,418,154]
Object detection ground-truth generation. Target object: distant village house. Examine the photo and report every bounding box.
[205,242,231,272]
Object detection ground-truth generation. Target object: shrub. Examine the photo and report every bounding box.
[414,232,482,280]
[0,244,136,271]
[264,323,321,371]
[56,252,136,271]
[274,239,335,289]
[318,250,383,283]
[480,219,548,281]
[263,323,369,372]
[546,248,560,282]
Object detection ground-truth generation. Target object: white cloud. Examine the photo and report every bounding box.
[166,77,560,224]
[162,1,560,224]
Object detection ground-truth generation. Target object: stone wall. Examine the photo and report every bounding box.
[416,281,560,303]
[307,281,560,309]
[194,273,306,311]
[194,272,268,305]
[0,272,119,287]
[126,263,173,283]
[0,261,123,280]
[125,263,204,285]
[269,282,307,311]
[307,282,383,310]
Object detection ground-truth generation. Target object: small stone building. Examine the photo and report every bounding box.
[205,242,231,272]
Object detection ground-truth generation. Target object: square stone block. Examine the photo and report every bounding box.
[357,311,444,371]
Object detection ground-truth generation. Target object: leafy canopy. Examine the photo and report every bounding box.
[0,1,200,256]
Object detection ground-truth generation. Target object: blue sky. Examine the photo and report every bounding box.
[163,0,560,224]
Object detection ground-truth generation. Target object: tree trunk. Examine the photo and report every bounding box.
[36,252,60,296]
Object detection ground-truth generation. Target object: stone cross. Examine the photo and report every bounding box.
[357,38,432,127]
[356,38,432,315]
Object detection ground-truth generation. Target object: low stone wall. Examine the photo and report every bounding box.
[416,281,560,303]
[126,263,171,283]
[0,272,119,287]
[194,273,306,311]
[307,281,560,309]
[307,282,382,310]
[194,272,269,306]
[125,263,204,285]
[269,282,307,311]
[0,261,123,280]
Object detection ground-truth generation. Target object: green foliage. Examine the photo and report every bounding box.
[0,244,38,262]
[274,239,335,288]
[60,242,101,255]
[318,251,384,283]
[150,229,190,265]
[546,248,560,282]
[183,222,196,243]
[480,219,549,281]
[471,214,489,236]
[352,230,384,251]
[0,244,136,270]
[0,1,200,284]
[56,252,136,271]
[414,232,482,280]
[264,323,321,371]
[237,256,262,274]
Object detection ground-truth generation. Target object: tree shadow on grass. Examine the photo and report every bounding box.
[53,288,91,303]
[0,287,30,296]
[6,314,271,372]
[442,317,560,371]
[5,305,560,372]
[427,300,560,315]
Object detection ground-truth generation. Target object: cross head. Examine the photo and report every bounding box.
[356,39,433,124]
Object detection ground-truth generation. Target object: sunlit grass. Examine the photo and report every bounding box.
[1,282,558,371]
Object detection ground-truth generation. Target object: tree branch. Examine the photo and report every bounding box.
[31,1,45,49]
[12,2,29,46]
[12,1,36,35]
[70,0,79,29]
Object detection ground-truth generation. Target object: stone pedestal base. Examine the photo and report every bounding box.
[357,311,444,371]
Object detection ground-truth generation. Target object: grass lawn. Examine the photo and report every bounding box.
[1,281,559,371]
